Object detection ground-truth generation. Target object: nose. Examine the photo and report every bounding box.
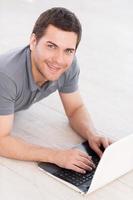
[53,50,65,66]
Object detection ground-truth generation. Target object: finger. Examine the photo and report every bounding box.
[93,146,103,158]
[76,160,94,171]
[101,137,110,149]
[109,138,115,145]
[77,156,95,168]
[79,151,92,160]
[71,164,86,174]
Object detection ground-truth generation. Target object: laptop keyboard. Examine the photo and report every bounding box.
[54,156,100,186]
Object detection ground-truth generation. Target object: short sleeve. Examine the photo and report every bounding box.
[58,57,80,93]
[0,73,16,115]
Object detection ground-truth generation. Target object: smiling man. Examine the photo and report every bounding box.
[0,7,112,174]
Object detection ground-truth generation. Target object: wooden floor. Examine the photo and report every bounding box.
[0,0,133,199]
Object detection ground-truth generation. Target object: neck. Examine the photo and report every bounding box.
[37,80,48,87]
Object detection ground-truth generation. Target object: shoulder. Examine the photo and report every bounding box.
[57,56,80,93]
[59,56,80,83]
[65,56,80,77]
[0,45,29,86]
[0,45,29,74]
[0,72,17,95]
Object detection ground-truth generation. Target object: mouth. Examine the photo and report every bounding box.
[47,63,61,73]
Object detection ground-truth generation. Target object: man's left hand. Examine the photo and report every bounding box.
[88,134,113,158]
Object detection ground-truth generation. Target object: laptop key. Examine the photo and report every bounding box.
[54,168,96,187]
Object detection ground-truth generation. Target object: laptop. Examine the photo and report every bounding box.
[38,134,133,195]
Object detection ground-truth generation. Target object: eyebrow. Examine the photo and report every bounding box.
[46,41,76,51]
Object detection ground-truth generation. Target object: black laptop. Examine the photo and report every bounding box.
[38,141,102,193]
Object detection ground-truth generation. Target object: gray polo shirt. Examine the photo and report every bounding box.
[0,45,80,115]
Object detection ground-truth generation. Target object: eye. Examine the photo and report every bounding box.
[47,44,56,49]
[65,49,74,55]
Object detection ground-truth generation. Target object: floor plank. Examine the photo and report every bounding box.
[0,0,133,199]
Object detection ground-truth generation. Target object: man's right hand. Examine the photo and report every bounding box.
[53,148,95,174]
[0,114,94,173]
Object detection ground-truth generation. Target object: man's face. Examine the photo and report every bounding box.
[30,25,77,84]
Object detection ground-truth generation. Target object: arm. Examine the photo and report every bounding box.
[60,91,96,139]
[0,114,94,173]
[0,72,93,173]
[0,74,55,162]
[59,91,112,157]
[0,114,57,162]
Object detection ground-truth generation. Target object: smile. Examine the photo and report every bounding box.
[47,63,61,73]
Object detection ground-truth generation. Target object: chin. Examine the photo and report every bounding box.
[48,77,59,81]
[46,73,62,82]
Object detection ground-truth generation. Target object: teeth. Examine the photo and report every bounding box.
[48,64,59,72]
[52,66,57,70]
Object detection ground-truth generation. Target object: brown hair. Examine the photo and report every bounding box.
[32,7,82,48]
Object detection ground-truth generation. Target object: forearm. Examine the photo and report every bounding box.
[69,105,97,140]
[0,135,56,163]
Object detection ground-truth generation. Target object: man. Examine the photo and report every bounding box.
[0,7,112,174]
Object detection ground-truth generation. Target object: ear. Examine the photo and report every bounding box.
[30,33,37,51]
